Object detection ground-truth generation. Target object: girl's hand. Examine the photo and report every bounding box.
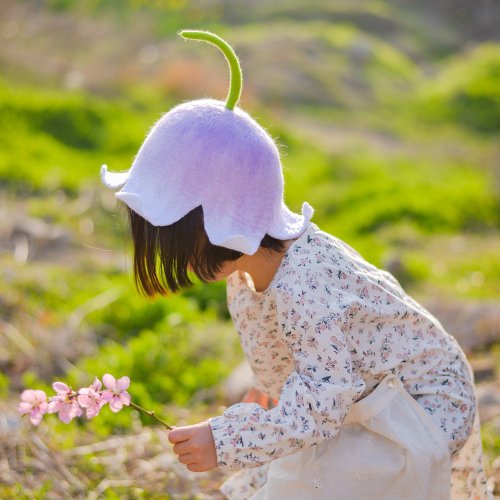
[242,387,278,409]
[168,421,218,472]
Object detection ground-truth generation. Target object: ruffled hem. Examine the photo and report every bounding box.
[101,162,314,255]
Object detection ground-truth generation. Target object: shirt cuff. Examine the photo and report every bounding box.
[208,403,268,471]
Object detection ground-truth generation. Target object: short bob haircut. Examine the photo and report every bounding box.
[127,205,286,296]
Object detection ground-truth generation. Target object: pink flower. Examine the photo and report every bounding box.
[78,377,105,418]
[18,389,49,425]
[48,382,83,424]
[101,374,131,413]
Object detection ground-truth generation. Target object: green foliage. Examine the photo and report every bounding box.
[402,237,500,298]
[417,44,500,133]
[68,319,239,433]
[183,280,230,319]
[334,154,498,234]
[230,19,417,108]
[84,273,229,341]
[2,92,106,150]
[482,418,500,468]
[0,372,9,398]
[77,320,237,406]
[22,371,48,392]
[279,130,499,242]
[0,481,53,500]
[0,80,165,192]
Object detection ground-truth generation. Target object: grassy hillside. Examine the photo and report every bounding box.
[1,0,499,496]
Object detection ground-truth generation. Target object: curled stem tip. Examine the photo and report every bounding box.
[178,29,243,111]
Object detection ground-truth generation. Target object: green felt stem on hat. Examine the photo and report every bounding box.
[178,29,243,111]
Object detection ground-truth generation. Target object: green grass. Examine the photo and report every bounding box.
[0,79,169,193]
[416,44,500,134]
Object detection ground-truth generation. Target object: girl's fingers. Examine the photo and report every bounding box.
[178,453,193,465]
[173,441,191,455]
[187,463,207,473]
[168,427,191,444]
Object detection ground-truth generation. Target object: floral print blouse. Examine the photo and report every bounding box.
[208,220,476,473]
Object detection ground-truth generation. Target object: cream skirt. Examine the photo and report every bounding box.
[220,374,492,500]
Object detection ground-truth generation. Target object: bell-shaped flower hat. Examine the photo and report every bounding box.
[101,30,313,255]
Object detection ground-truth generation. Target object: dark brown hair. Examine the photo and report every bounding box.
[127,205,286,296]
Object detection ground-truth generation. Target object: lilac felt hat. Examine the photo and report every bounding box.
[101,30,313,255]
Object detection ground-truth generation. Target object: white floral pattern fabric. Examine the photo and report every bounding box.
[209,221,490,498]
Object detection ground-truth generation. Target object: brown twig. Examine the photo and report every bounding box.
[128,402,173,430]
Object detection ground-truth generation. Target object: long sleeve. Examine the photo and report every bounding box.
[209,275,366,471]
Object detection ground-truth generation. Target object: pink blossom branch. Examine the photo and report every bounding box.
[128,401,172,430]
[19,374,173,430]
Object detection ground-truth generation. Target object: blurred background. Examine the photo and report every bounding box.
[0,0,499,497]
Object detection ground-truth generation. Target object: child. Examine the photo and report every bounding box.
[101,30,491,499]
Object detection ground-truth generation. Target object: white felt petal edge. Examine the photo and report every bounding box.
[101,164,130,189]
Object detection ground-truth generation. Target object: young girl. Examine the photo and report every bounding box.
[101,30,491,499]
